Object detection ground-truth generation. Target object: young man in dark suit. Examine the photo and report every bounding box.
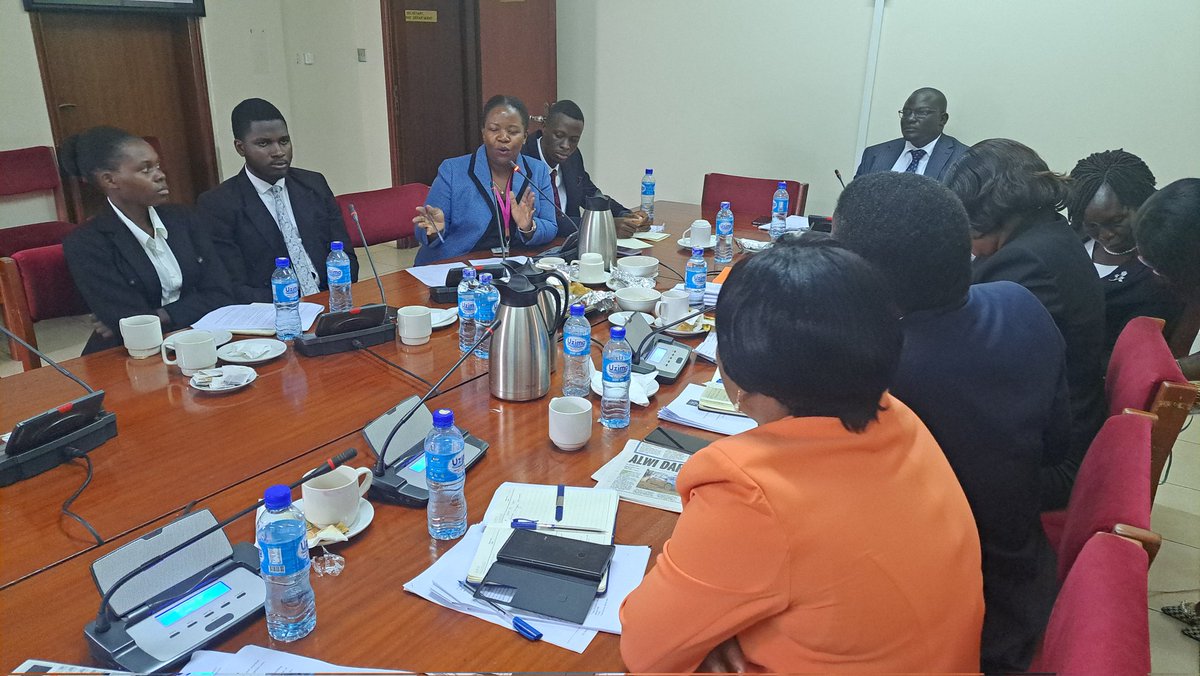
[197,98,358,303]
[520,100,649,238]
[854,87,969,183]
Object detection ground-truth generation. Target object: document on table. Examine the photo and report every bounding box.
[405,261,466,287]
[192,302,322,333]
[757,215,810,232]
[13,660,129,674]
[182,644,402,674]
[468,255,528,267]
[633,230,670,242]
[658,383,757,435]
[694,331,718,362]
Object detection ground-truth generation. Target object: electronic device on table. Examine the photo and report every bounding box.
[624,312,692,383]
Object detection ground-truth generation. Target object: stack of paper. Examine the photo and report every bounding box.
[617,238,654,255]
[633,230,670,242]
[670,281,721,307]
[182,644,397,674]
[694,331,718,362]
[698,380,741,416]
[658,383,757,435]
[406,261,466,287]
[192,303,322,333]
[757,215,810,232]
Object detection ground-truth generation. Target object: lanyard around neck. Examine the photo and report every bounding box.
[491,173,514,247]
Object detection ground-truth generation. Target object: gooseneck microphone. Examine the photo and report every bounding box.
[510,160,582,258]
[348,204,388,306]
[834,169,847,190]
[1,323,94,393]
[91,449,358,634]
[632,305,716,365]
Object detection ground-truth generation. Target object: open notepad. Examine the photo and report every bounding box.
[467,483,619,591]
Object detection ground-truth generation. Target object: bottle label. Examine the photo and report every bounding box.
[476,299,496,322]
[327,262,351,284]
[272,280,300,303]
[687,269,706,290]
[603,355,631,383]
[426,448,465,483]
[773,197,788,214]
[716,216,734,236]
[258,532,309,577]
[641,182,655,196]
[459,297,477,318]
[564,333,590,356]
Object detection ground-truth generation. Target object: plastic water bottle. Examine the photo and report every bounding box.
[473,273,499,359]
[562,302,591,397]
[685,247,707,308]
[714,201,734,264]
[325,241,353,312]
[256,484,316,642]
[769,181,789,241]
[457,267,478,353]
[600,326,632,429]
[640,169,655,222]
[425,408,467,540]
[271,257,302,340]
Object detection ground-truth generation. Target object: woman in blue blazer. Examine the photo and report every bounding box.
[413,95,557,265]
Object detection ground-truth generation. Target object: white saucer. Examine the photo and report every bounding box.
[218,338,287,364]
[576,271,611,286]
[165,329,233,349]
[678,235,718,250]
[189,365,257,393]
[608,311,654,327]
[430,307,459,329]
[655,315,713,337]
[254,497,375,549]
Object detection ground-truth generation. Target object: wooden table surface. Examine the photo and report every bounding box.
[0,201,763,671]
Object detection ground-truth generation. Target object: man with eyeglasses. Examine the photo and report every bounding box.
[854,87,968,183]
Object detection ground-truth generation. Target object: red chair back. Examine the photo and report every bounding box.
[0,222,79,258]
[335,184,429,248]
[1106,316,1188,416]
[1029,532,1150,675]
[0,147,62,197]
[1056,412,1152,582]
[700,173,808,223]
[12,245,89,322]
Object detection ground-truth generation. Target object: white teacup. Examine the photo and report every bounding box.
[655,289,690,324]
[689,220,712,247]
[616,287,661,314]
[617,255,659,278]
[119,315,163,359]
[549,396,593,451]
[398,305,432,346]
[536,256,566,271]
[577,252,607,283]
[301,465,373,527]
[161,329,216,376]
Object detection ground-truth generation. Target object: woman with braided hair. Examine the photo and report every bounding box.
[1067,149,1183,358]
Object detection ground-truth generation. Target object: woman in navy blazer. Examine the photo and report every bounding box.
[413,95,557,265]
[60,127,233,354]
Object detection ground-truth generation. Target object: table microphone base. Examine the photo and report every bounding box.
[0,411,117,487]
[295,322,396,357]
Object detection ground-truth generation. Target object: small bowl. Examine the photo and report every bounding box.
[615,287,661,314]
[617,255,659,278]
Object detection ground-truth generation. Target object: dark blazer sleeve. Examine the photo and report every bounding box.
[196,183,269,304]
[63,224,158,333]
[973,246,1065,320]
[158,207,234,327]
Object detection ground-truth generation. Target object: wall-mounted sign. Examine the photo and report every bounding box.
[404,9,436,23]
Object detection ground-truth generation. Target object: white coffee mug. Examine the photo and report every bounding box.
[119,315,163,359]
[398,305,433,345]
[689,220,712,247]
[548,396,593,451]
[578,252,606,283]
[161,330,217,375]
[655,289,690,324]
[301,465,373,527]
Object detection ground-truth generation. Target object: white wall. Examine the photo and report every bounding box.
[559,0,1200,218]
[0,0,58,227]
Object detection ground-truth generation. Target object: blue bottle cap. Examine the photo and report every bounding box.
[432,408,454,427]
[263,484,292,510]
[479,273,493,284]
[645,168,653,175]
[610,325,626,340]
[570,302,586,317]
[692,247,704,257]
[275,257,291,268]
[777,181,787,189]
[720,201,730,209]
[462,267,477,279]
[331,241,343,251]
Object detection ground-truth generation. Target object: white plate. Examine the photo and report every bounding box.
[677,235,718,249]
[189,365,257,393]
[218,338,287,364]
[430,307,459,329]
[165,329,233,349]
[254,497,376,549]
[655,315,713,337]
[608,311,654,327]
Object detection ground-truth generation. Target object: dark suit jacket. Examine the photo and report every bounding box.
[972,213,1107,510]
[196,167,359,303]
[854,134,969,183]
[521,131,629,235]
[63,204,234,354]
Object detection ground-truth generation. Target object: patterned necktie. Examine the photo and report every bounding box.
[904,148,927,173]
[270,184,320,296]
[550,168,561,212]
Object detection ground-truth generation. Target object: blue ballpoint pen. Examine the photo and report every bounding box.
[555,483,565,521]
[458,582,542,641]
[511,518,605,533]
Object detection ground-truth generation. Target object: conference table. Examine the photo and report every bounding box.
[0,201,763,672]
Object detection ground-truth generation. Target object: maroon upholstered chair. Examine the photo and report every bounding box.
[1028,532,1150,675]
[0,245,89,371]
[700,173,808,224]
[0,146,78,257]
[334,184,430,248]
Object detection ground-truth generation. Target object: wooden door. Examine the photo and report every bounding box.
[478,0,556,121]
[383,0,483,186]
[31,11,218,221]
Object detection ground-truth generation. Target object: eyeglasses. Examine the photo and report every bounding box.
[898,108,939,120]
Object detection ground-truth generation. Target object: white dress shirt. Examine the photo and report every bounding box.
[536,137,568,212]
[109,198,182,306]
[244,169,320,294]
[889,135,942,175]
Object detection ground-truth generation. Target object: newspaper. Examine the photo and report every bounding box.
[591,440,692,513]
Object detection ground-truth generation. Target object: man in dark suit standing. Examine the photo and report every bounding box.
[197,98,358,303]
[854,87,968,183]
[521,100,649,238]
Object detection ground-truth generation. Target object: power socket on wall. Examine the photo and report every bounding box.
[357,48,367,62]
[295,52,314,65]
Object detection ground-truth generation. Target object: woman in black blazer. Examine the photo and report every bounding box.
[61,127,233,354]
[946,138,1106,510]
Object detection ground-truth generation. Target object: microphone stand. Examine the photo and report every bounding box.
[349,204,389,307]
[509,160,586,261]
